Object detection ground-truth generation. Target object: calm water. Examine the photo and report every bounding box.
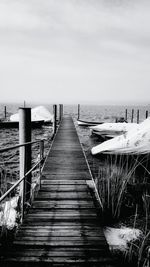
[0,103,150,181]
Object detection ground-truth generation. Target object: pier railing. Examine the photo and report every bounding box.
[0,140,45,230]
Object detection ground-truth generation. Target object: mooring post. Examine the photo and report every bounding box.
[19,107,32,219]
[53,104,57,135]
[125,109,128,122]
[146,110,148,119]
[4,106,7,119]
[59,104,63,122]
[78,104,80,120]
[131,109,134,123]
[137,109,140,124]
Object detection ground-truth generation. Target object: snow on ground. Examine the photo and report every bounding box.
[91,117,150,155]
[10,106,53,122]
[104,226,142,251]
[0,197,19,230]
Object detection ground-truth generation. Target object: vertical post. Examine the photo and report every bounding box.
[78,104,80,120]
[4,106,7,119]
[137,109,140,124]
[61,104,63,118]
[125,109,128,122]
[19,108,31,219]
[131,109,134,123]
[146,110,148,119]
[59,104,63,122]
[53,104,57,135]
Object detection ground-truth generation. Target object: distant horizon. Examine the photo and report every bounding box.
[0,100,150,107]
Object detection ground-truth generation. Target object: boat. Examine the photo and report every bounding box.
[90,123,138,139]
[10,106,53,126]
[91,117,150,155]
[0,120,44,128]
[77,119,103,127]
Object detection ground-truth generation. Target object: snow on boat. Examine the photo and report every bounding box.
[91,117,150,155]
[90,122,138,139]
[10,106,53,125]
[77,119,103,127]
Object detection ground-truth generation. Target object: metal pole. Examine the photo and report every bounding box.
[19,107,31,219]
[137,109,140,124]
[40,140,44,188]
[131,109,134,123]
[146,110,148,119]
[53,104,57,135]
[78,104,80,120]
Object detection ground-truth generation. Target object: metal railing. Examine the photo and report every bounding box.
[0,139,45,226]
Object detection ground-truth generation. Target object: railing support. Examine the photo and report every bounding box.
[19,107,32,219]
[39,140,44,188]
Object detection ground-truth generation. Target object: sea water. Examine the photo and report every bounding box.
[0,103,149,181]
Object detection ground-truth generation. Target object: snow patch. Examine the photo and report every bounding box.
[104,227,142,251]
[0,197,19,230]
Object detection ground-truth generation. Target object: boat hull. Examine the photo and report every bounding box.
[77,119,103,127]
[0,120,45,128]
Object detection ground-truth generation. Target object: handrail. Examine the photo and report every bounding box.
[0,158,43,203]
[0,139,46,153]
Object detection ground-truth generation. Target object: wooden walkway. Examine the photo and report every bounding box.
[1,116,116,266]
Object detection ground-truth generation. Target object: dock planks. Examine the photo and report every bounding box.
[0,116,116,266]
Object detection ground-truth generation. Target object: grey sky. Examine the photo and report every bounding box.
[0,0,150,104]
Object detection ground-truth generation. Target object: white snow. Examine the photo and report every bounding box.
[91,117,150,155]
[10,106,53,122]
[104,227,142,251]
[0,197,19,230]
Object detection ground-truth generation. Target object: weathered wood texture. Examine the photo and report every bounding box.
[0,116,116,266]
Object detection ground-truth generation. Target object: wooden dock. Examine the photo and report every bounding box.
[1,116,116,266]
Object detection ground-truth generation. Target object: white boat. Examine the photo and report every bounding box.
[91,117,150,155]
[77,119,103,127]
[10,106,53,125]
[90,122,138,139]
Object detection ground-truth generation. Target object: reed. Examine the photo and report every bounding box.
[96,154,140,224]
[95,153,150,266]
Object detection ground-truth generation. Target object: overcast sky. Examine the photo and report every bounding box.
[0,0,150,104]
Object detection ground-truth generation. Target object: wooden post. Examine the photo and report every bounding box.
[78,104,80,120]
[19,107,32,219]
[137,109,140,124]
[131,109,134,123]
[146,110,148,119]
[4,106,7,119]
[61,104,63,118]
[125,109,128,122]
[53,104,57,135]
[59,104,63,122]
